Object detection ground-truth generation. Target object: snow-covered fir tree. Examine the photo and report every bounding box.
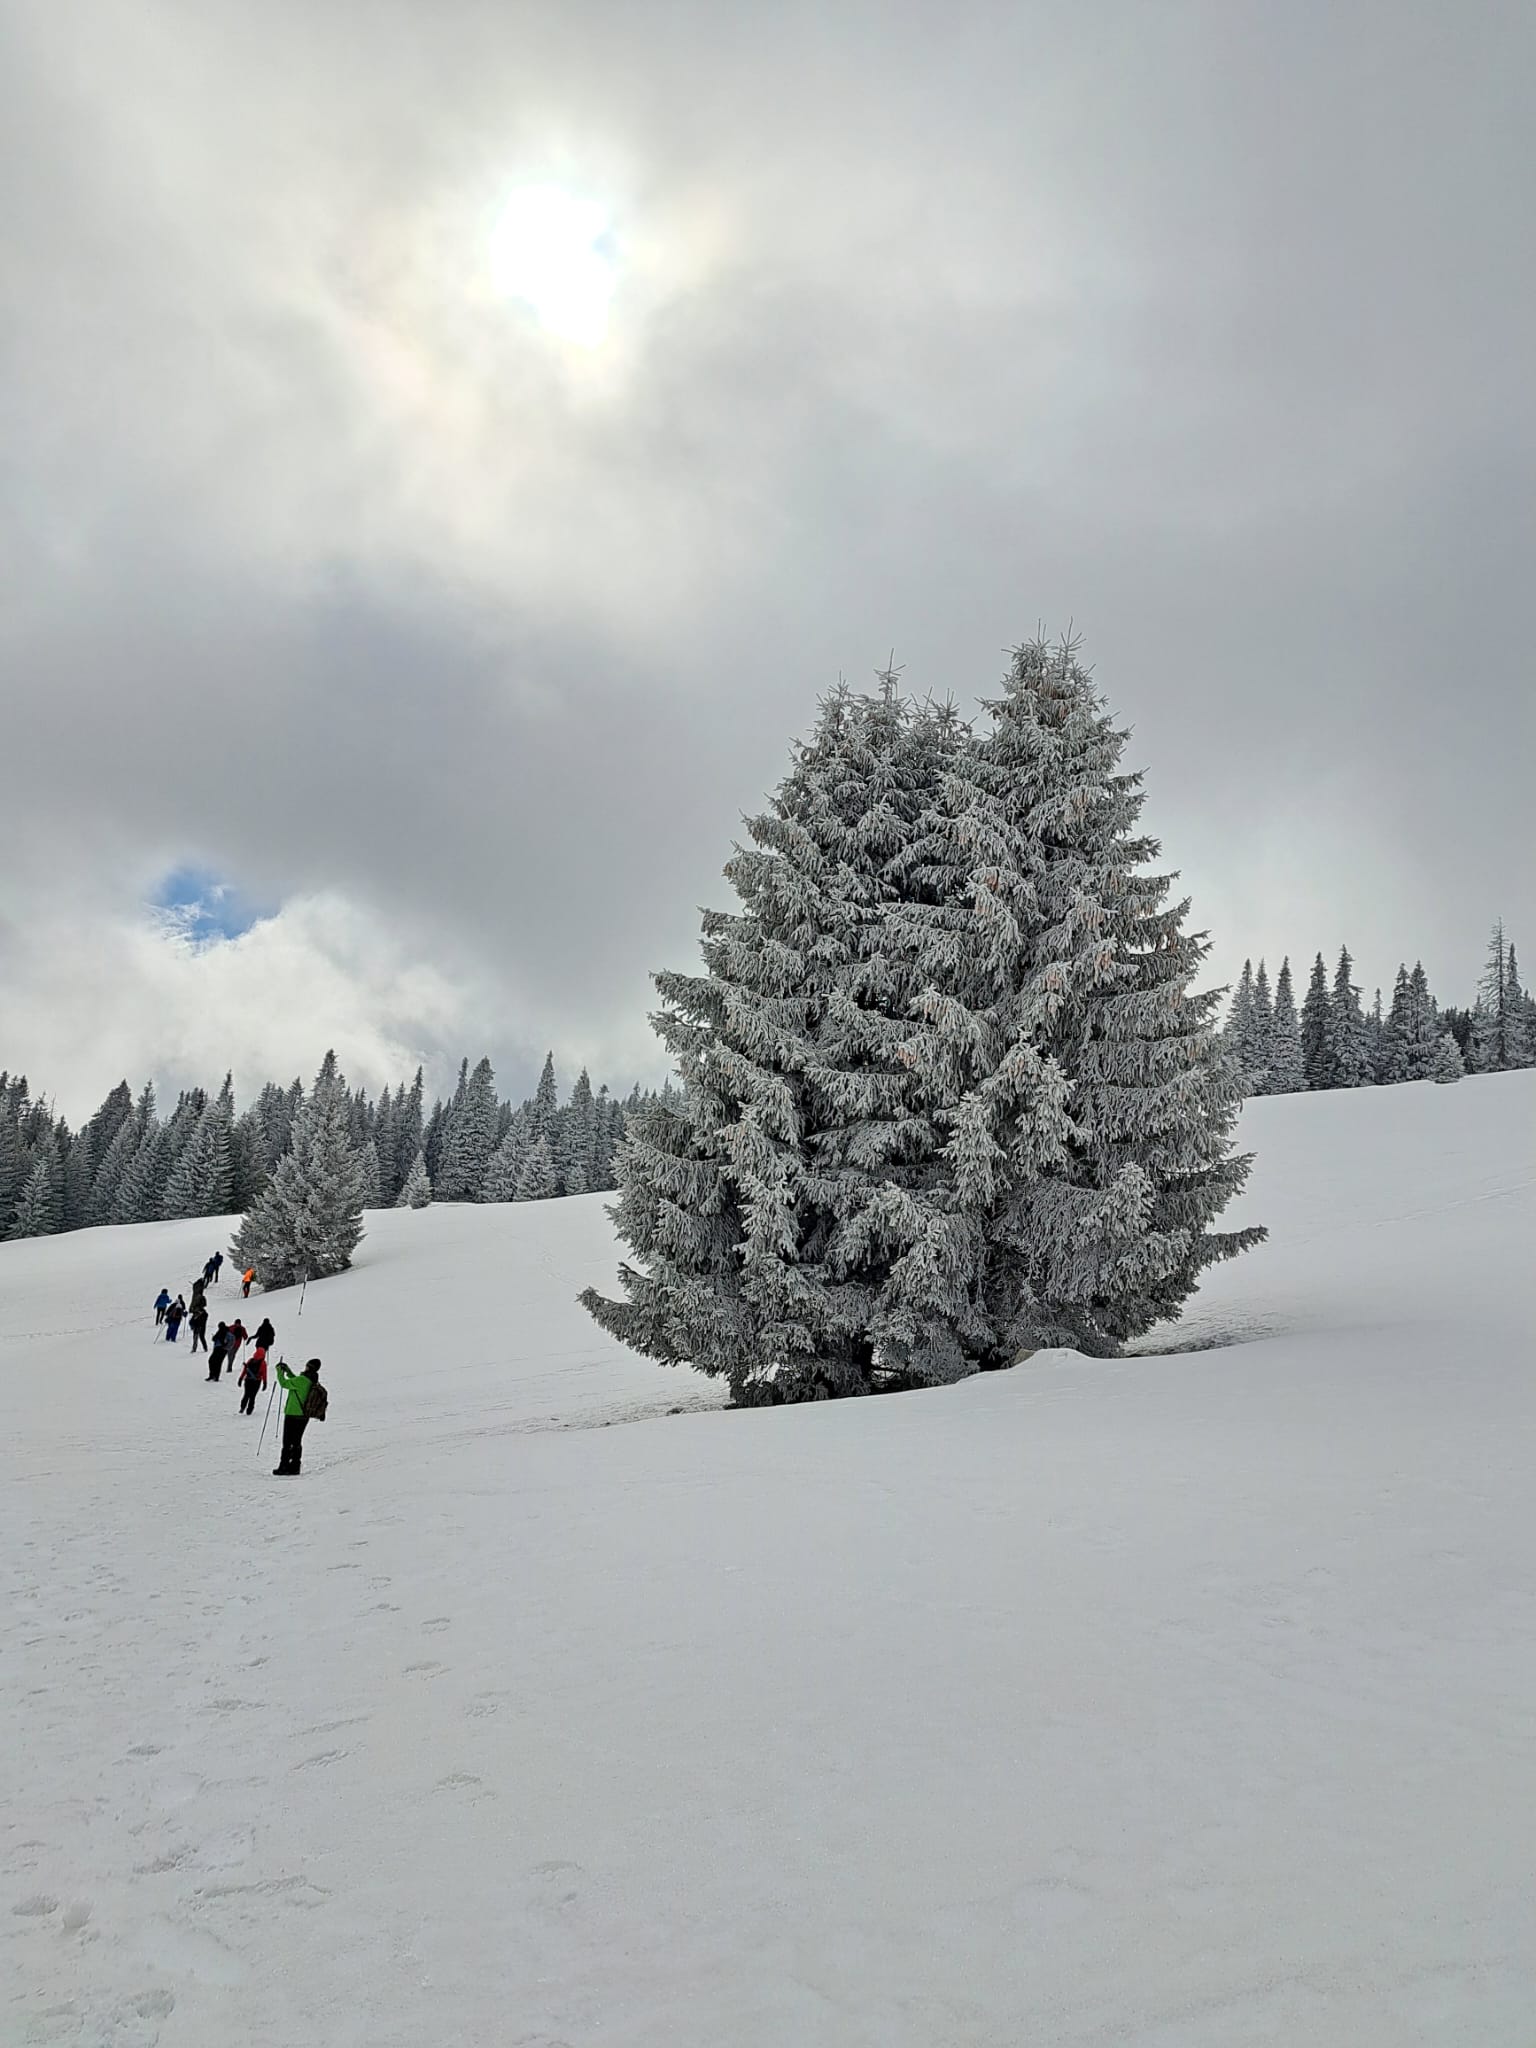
[1472,930,1534,1072]
[358,1139,382,1209]
[89,1101,142,1226]
[910,639,1262,1363]
[229,1052,366,1287]
[556,1069,597,1195]
[528,1053,560,1147]
[1431,1032,1465,1083]
[1250,961,1276,1092]
[1380,962,1443,1083]
[587,679,966,1397]
[585,643,1262,1400]
[482,1128,523,1203]
[397,1149,432,1208]
[437,1056,499,1200]
[1365,987,1386,1082]
[372,1087,397,1204]
[0,1089,24,1235]
[1299,953,1333,1090]
[392,1069,425,1198]
[10,1155,57,1239]
[60,1124,94,1233]
[1225,961,1259,1089]
[1267,957,1304,1093]
[1328,947,1373,1088]
[113,1097,168,1225]
[160,1076,235,1220]
[515,1135,558,1202]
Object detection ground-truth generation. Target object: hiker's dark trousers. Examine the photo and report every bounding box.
[278,1414,309,1473]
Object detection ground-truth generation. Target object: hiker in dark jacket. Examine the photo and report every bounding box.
[253,1317,276,1354]
[273,1359,325,1475]
[208,1322,230,1381]
[153,1288,171,1327]
[188,1301,209,1354]
[164,1295,186,1343]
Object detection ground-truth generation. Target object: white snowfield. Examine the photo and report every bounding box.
[3,1075,1534,2048]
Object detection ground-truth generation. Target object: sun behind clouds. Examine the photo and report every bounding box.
[487,183,619,348]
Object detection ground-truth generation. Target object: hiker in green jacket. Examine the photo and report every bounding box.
[273,1358,325,1477]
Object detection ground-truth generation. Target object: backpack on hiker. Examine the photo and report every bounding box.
[304,1380,329,1423]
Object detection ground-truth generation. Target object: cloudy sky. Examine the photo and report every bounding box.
[2,0,1530,1122]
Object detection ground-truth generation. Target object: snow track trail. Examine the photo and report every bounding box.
[4,1074,1535,2046]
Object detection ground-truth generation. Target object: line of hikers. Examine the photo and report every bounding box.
[152,1259,328,1475]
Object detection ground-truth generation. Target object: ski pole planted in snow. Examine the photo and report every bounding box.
[257,1374,280,1461]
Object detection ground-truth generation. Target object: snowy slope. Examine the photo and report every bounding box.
[3,1074,1534,2047]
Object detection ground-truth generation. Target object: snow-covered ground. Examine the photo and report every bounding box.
[3,1074,1534,2047]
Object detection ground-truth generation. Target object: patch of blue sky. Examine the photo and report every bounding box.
[150,866,271,945]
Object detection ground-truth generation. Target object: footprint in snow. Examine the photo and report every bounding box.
[403,1660,444,1678]
[422,1617,452,1633]
[293,1749,348,1770]
[12,1891,59,1916]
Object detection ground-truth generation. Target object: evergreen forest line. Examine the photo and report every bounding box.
[0,1048,666,1244]
[1222,920,1534,1095]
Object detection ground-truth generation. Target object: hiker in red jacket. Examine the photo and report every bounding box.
[237,1345,268,1416]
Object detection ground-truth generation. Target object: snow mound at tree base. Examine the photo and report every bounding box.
[2,1072,1533,2046]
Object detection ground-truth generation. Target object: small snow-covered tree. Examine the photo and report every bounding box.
[1225,960,1257,1085]
[1250,960,1276,1093]
[113,1094,167,1224]
[10,1155,57,1238]
[394,1068,425,1193]
[60,1125,94,1233]
[1504,945,1534,1069]
[0,1093,23,1236]
[1381,961,1442,1083]
[90,1104,141,1225]
[437,1056,499,1200]
[528,1052,560,1148]
[160,1076,235,1219]
[30,1131,64,1235]
[1365,987,1386,1082]
[1268,957,1305,1093]
[1328,947,1373,1088]
[592,1085,621,1189]
[515,1135,558,1202]
[482,1128,524,1202]
[1468,922,1532,1072]
[372,1086,398,1204]
[1430,1032,1465,1083]
[1299,953,1333,1089]
[229,1051,366,1287]
[556,1068,597,1195]
[397,1148,432,1208]
[357,1139,382,1209]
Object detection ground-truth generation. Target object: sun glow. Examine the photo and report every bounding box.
[488,185,618,348]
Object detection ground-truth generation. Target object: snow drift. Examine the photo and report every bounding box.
[3,1073,1534,2045]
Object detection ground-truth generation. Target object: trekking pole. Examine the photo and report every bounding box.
[257,1375,279,1461]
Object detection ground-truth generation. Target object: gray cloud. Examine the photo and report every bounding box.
[2,0,1531,1118]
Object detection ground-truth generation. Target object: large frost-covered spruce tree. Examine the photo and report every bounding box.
[583,640,1264,1402]
[229,1052,366,1288]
